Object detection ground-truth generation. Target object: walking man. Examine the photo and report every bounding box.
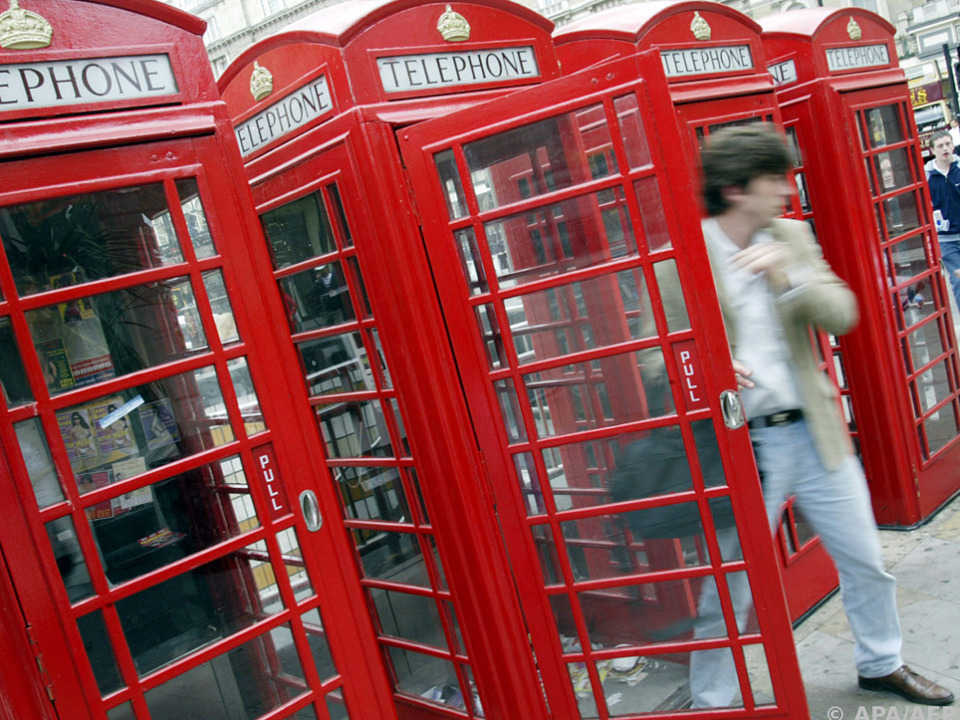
[926,129,960,312]
[692,125,954,707]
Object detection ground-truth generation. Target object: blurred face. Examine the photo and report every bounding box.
[933,135,954,165]
[732,173,793,229]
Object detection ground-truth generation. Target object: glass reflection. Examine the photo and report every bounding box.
[482,192,636,289]
[0,317,32,405]
[2,184,183,297]
[45,515,93,602]
[298,332,372,396]
[16,418,63,508]
[24,277,209,394]
[58,366,235,483]
[316,398,394,459]
[143,624,307,718]
[176,178,216,259]
[463,104,614,210]
[77,610,123,695]
[260,192,337,269]
[278,262,355,333]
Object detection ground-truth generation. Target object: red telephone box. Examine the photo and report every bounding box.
[761,8,960,527]
[219,1,808,717]
[553,0,838,622]
[0,1,401,719]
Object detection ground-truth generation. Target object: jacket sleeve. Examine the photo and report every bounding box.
[770,220,859,337]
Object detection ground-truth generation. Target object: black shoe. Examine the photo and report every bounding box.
[858,665,955,706]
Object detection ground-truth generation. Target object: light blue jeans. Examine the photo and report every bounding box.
[940,238,960,312]
[690,420,902,707]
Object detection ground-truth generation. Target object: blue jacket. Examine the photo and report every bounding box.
[927,156,960,235]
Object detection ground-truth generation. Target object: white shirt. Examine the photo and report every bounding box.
[701,218,803,418]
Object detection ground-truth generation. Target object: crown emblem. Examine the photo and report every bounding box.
[0,0,52,50]
[690,11,711,42]
[250,61,273,101]
[847,16,862,41]
[437,4,470,42]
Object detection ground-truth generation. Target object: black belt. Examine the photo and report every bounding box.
[747,409,803,429]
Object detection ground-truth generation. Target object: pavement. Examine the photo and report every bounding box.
[792,492,960,720]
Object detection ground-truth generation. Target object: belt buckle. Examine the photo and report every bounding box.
[770,411,792,426]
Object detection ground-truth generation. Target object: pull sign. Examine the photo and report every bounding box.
[672,340,709,411]
[253,443,289,522]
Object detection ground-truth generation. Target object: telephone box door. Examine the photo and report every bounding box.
[0,134,395,720]
[399,53,808,718]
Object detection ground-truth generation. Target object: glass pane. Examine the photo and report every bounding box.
[515,452,546,515]
[336,465,411,523]
[567,661,600,719]
[56,366,235,481]
[477,303,507,368]
[463,104,614,209]
[302,607,339,683]
[77,609,123,695]
[745,643,776,706]
[15,418,64,508]
[328,184,353,248]
[454,227,488,296]
[483,192,636,289]
[506,269,654,366]
[226,357,264,435]
[372,589,448,649]
[494,378,527,442]
[325,693,351,720]
[260,193,336,269]
[107,702,135,720]
[634,177,671,252]
[653,260,691,333]
[885,234,928,288]
[298,331,372,396]
[385,646,461,710]
[44,515,93,602]
[614,94,651,170]
[925,400,960,457]
[278,262,356,333]
[355,530,428,586]
[0,317,33,405]
[143,624,305,719]
[872,149,910,195]
[2,184,184,296]
[203,270,239,346]
[117,539,291,675]
[316,398,394,459]
[523,349,672,438]
[882,193,920,235]
[435,149,467,220]
[863,104,905,149]
[25,277,208,394]
[85,455,260,585]
[176,178,216,259]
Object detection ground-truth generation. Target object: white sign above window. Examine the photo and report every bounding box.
[377,46,539,94]
[0,54,177,110]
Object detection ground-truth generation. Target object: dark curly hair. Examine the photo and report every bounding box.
[701,125,791,217]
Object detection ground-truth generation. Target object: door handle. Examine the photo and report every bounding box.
[299,490,323,532]
[720,390,745,429]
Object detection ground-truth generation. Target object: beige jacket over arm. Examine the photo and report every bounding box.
[706,218,859,471]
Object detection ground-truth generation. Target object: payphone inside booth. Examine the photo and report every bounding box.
[553,0,839,622]
[0,1,400,720]
[219,1,809,718]
[761,8,960,527]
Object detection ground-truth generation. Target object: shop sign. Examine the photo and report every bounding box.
[825,44,889,72]
[660,45,753,78]
[0,54,177,110]
[377,46,539,93]
[235,74,332,156]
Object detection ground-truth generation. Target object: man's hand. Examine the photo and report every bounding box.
[729,243,794,291]
[733,359,755,389]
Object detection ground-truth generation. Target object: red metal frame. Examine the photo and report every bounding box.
[761,8,960,526]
